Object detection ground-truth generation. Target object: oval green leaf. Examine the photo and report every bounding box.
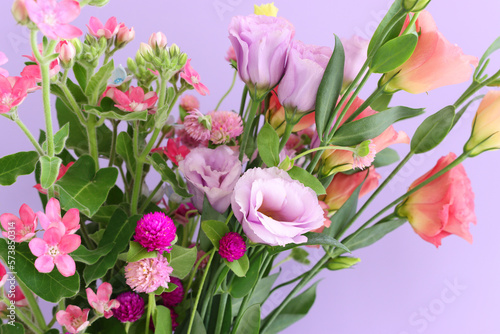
[411,105,455,154]
[371,33,418,73]
[0,151,39,186]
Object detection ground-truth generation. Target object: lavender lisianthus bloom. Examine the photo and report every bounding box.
[228,14,295,99]
[231,167,325,246]
[342,35,369,88]
[179,146,242,213]
[277,41,332,114]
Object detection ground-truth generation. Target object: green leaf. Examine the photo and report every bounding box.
[325,256,361,271]
[71,243,115,265]
[330,106,425,146]
[153,306,172,334]
[85,106,149,122]
[116,132,136,172]
[267,233,349,255]
[67,78,88,105]
[411,105,455,154]
[316,35,345,140]
[86,60,114,104]
[87,316,125,334]
[42,123,70,154]
[191,312,207,334]
[169,245,197,279]
[56,155,118,217]
[262,282,320,334]
[201,220,230,250]
[475,36,500,79]
[92,205,119,225]
[0,240,79,303]
[40,156,62,189]
[148,153,191,198]
[373,148,400,168]
[126,241,158,262]
[83,209,140,285]
[257,123,280,167]
[371,33,418,73]
[215,266,230,294]
[368,0,404,55]
[344,218,407,252]
[290,248,310,265]
[230,254,262,298]
[153,283,178,295]
[234,304,261,334]
[73,62,88,90]
[371,92,394,112]
[232,273,279,316]
[225,254,249,278]
[0,151,39,186]
[0,322,25,334]
[287,166,326,195]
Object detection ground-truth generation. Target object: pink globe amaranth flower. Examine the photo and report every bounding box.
[56,305,90,334]
[87,16,122,39]
[160,277,184,307]
[321,167,381,212]
[464,90,500,156]
[183,109,212,142]
[110,86,158,112]
[125,255,174,294]
[397,153,476,247]
[180,94,200,112]
[86,282,120,319]
[342,35,369,88]
[180,59,209,96]
[0,52,8,77]
[208,110,243,144]
[37,197,80,235]
[113,292,144,323]
[179,146,242,213]
[218,232,246,262]
[384,11,478,94]
[320,96,409,175]
[134,212,176,254]
[12,0,30,25]
[29,227,81,277]
[231,167,325,246]
[0,263,6,288]
[56,40,76,66]
[148,32,168,49]
[0,76,34,113]
[1,203,37,242]
[34,162,74,195]
[25,0,82,40]
[225,45,237,63]
[229,14,295,98]
[277,41,332,113]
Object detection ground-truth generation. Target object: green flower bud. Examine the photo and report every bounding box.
[278,156,294,171]
[403,0,431,12]
[135,51,146,66]
[326,257,361,271]
[127,57,137,73]
[71,38,83,56]
[88,0,111,7]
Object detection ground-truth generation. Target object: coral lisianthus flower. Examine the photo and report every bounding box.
[0,76,35,113]
[134,212,176,254]
[86,283,120,319]
[109,86,158,112]
[56,305,90,334]
[0,203,37,242]
[87,16,122,39]
[180,59,209,96]
[125,255,174,293]
[25,0,82,40]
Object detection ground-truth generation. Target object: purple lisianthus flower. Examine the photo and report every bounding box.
[231,167,325,246]
[229,14,295,99]
[342,35,369,87]
[179,146,242,213]
[277,41,332,114]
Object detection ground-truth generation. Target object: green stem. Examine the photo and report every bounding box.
[17,279,47,331]
[306,140,327,173]
[239,98,261,160]
[239,86,249,117]
[145,293,156,334]
[200,264,225,320]
[108,120,119,167]
[86,114,99,170]
[15,308,44,334]
[343,85,386,123]
[125,322,132,333]
[187,249,214,334]
[138,181,163,213]
[402,12,419,35]
[215,70,238,111]
[58,83,86,125]
[292,145,355,163]
[80,223,96,249]
[214,292,229,334]
[184,251,211,299]
[12,115,44,155]
[278,121,293,152]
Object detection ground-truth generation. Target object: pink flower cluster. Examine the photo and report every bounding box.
[183,109,243,145]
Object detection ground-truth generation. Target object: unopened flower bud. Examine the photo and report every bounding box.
[116,26,135,47]
[12,0,29,25]
[148,32,167,50]
[127,57,137,72]
[169,44,180,57]
[278,156,294,171]
[139,43,153,61]
[88,0,111,6]
[57,40,76,68]
[403,0,431,12]
[135,51,146,66]
[71,38,83,56]
[326,257,361,271]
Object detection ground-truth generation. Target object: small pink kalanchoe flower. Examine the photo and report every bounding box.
[56,305,90,334]
[0,76,34,114]
[0,203,37,242]
[110,86,158,112]
[22,45,61,83]
[86,282,120,319]
[180,59,209,96]
[0,52,8,77]
[35,162,74,195]
[56,40,76,66]
[37,198,80,235]
[25,0,82,40]
[87,16,122,39]
[29,227,81,277]
[116,25,135,46]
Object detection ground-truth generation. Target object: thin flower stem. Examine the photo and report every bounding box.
[402,12,419,35]
[14,307,44,334]
[200,264,225,320]
[17,279,47,331]
[58,81,86,125]
[11,114,44,155]
[239,98,261,160]
[138,181,163,213]
[183,251,211,299]
[215,70,238,111]
[239,86,249,117]
[305,141,326,173]
[278,121,293,152]
[187,249,214,334]
[86,114,100,170]
[292,145,355,163]
[108,120,119,167]
[145,293,156,334]
[214,289,229,334]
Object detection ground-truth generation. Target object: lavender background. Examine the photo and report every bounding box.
[1,0,500,333]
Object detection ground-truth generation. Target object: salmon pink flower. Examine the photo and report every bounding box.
[180,59,209,96]
[12,0,30,25]
[28,227,81,277]
[0,76,34,114]
[183,109,212,142]
[180,94,200,112]
[87,16,122,39]
[208,110,243,144]
[383,11,478,94]
[266,88,315,135]
[0,52,8,77]
[37,198,80,235]
[110,86,158,112]
[56,305,90,334]
[225,46,236,63]
[86,283,120,319]
[25,0,82,40]
[116,25,135,47]
[34,162,74,194]
[397,153,476,247]
[1,204,37,243]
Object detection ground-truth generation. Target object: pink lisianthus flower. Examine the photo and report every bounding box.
[56,305,90,334]
[0,52,8,77]
[86,282,120,319]
[87,16,122,39]
[342,35,369,88]
[109,86,158,112]
[34,162,74,194]
[0,76,35,114]
[0,203,37,242]
[180,59,209,96]
[397,153,476,247]
[25,0,82,40]
[28,227,81,277]
[37,198,80,235]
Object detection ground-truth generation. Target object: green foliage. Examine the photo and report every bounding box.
[287,166,326,195]
[257,123,280,167]
[39,156,62,189]
[230,254,262,298]
[0,151,39,186]
[225,254,250,278]
[201,220,230,250]
[411,105,455,154]
[234,304,261,334]
[168,245,197,279]
[148,153,191,198]
[371,33,418,73]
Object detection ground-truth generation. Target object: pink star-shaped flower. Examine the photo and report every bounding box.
[25,0,82,40]
[180,59,209,96]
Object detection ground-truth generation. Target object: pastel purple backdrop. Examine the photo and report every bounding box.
[1,0,500,333]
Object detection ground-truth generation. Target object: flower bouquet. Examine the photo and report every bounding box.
[0,0,499,333]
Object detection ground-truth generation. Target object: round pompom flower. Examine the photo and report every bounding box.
[134,212,176,254]
[125,255,173,293]
[218,232,246,262]
[112,292,144,323]
[160,277,184,307]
